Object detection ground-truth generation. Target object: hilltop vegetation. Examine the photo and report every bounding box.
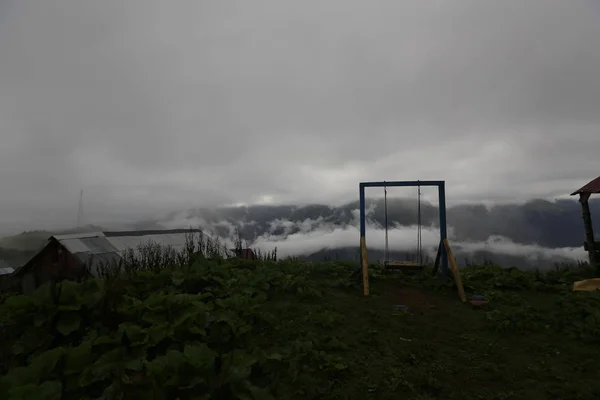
[0,225,105,250]
[1,253,599,399]
[0,231,51,252]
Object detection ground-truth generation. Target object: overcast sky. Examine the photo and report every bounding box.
[1,0,599,233]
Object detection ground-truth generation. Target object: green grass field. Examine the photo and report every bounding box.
[1,259,599,399]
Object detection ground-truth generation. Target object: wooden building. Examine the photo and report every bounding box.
[12,229,202,294]
[571,176,600,268]
[230,248,258,260]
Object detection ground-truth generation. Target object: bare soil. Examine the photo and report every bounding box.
[380,281,445,314]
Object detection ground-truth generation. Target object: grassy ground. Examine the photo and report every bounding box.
[1,259,599,399]
[272,263,600,399]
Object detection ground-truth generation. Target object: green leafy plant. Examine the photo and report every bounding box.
[1,251,600,399]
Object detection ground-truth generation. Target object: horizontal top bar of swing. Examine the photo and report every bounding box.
[360,180,444,188]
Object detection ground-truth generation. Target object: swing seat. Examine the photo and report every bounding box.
[385,261,424,270]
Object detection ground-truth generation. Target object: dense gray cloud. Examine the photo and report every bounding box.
[1,0,599,234]
[251,224,586,266]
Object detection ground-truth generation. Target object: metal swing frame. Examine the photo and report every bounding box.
[359,180,449,295]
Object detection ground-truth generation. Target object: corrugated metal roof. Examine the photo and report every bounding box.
[571,176,600,195]
[59,235,118,255]
[107,233,195,254]
[104,229,201,237]
[53,232,106,241]
[51,234,118,277]
[49,229,201,276]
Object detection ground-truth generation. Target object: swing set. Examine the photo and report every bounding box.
[359,180,466,300]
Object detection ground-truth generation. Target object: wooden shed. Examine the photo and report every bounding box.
[571,176,600,268]
[230,248,258,260]
[12,229,202,294]
[11,235,89,294]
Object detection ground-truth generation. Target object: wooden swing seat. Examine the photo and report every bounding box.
[385,261,424,270]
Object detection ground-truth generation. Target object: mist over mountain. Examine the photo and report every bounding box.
[148,197,597,246]
[140,196,599,268]
[1,197,597,270]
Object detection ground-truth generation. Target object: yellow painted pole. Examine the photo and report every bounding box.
[443,239,467,302]
[360,236,370,296]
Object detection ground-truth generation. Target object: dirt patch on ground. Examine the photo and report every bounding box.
[380,282,445,314]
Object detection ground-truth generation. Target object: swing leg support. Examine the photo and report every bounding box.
[359,180,449,296]
[443,239,467,302]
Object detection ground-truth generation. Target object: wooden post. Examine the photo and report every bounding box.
[443,239,467,302]
[431,240,442,276]
[360,236,370,296]
[579,193,597,267]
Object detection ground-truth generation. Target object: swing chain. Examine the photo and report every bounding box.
[417,183,423,266]
[384,182,424,267]
[384,184,389,266]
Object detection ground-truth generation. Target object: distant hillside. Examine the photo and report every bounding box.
[0,225,104,267]
[148,197,598,268]
[0,224,104,250]
[1,197,598,269]
[0,231,51,252]
[153,197,600,249]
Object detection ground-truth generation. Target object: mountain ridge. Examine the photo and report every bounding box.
[1,197,598,269]
[150,197,600,249]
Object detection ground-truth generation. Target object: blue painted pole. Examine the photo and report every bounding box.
[359,184,366,265]
[359,183,366,238]
[360,180,444,188]
[438,182,449,279]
